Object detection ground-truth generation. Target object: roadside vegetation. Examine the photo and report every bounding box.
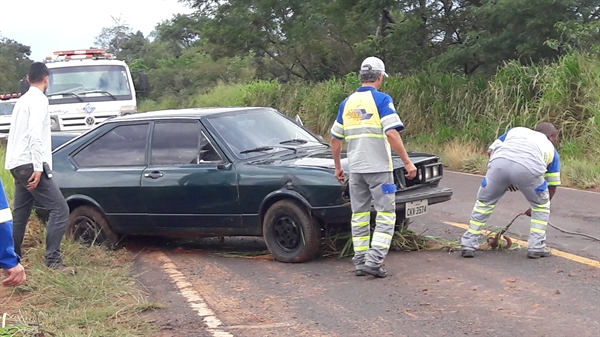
[139,52,600,189]
[0,149,160,337]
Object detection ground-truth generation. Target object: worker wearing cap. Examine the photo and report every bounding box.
[461,122,561,258]
[330,56,417,278]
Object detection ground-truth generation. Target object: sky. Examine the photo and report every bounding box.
[0,0,195,61]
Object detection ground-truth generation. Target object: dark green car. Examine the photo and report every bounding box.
[49,107,452,262]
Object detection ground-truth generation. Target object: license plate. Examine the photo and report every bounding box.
[405,199,428,218]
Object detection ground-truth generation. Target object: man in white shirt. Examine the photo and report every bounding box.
[5,62,70,270]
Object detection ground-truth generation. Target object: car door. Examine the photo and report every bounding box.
[141,120,241,229]
[69,122,150,233]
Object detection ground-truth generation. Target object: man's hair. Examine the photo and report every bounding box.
[359,70,382,83]
[28,62,49,84]
[534,122,557,137]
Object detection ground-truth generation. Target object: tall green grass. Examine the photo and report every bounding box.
[140,52,600,188]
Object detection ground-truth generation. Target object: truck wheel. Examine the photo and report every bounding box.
[263,200,320,263]
[67,205,119,248]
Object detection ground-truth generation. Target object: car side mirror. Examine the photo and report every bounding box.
[19,78,30,94]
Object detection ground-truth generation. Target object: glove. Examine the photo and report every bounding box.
[507,185,519,192]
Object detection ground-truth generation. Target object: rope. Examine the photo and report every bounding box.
[547,221,600,242]
[509,213,600,242]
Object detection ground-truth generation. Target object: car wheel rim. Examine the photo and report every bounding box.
[273,216,301,251]
[72,215,102,245]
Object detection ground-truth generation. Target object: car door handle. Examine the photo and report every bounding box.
[144,171,164,179]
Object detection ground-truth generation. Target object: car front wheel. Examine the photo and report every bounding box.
[66,205,119,247]
[263,200,320,263]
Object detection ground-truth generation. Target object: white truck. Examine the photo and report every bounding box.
[0,49,149,137]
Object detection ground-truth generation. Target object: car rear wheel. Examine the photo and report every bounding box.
[67,205,119,248]
[263,200,320,263]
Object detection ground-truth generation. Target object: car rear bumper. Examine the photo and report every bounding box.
[312,185,453,224]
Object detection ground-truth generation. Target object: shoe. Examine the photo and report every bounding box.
[461,250,475,258]
[362,265,388,278]
[48,263,77,275]
[527,248,551,259]
[355,268,366,276]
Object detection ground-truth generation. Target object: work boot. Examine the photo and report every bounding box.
[527,247,551,259]
[461,250,475,258]
[363,265,387,278]
[355,265,366,276]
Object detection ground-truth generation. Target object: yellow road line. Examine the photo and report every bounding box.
[444,221,600,269]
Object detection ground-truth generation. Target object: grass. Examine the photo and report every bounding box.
[0,148,161,336]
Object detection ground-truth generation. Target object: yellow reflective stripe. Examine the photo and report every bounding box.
[378,211,395,216]
[531,219,547,226]
[352,221,370,227]
[377,220,395,225]
[330,130,345,139]
[547,181,560,186]
[346,134,386,140]
[469,220,485,227]
[468,229,481,235]
[373,232,393,240]
[531,228,546,234]
[544,172,559,177]
[345,124,381,130]
[476,200,495,208]
[353,212,369,217]
[354,246,369,252]
[353,236,371,243]
[532,207,550,213]
[474,208,493,215]
[372,242,390,249]
[538,201,550,208]
[333,121,345,130]
[0,208,12,223]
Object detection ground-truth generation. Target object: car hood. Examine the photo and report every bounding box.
[250,148,440,170]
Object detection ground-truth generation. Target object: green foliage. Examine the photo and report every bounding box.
[0,36,32,93]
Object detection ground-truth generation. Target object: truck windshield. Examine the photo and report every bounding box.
[46,65,132,104]
[0,102,16,116]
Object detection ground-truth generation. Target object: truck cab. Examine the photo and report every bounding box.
[0,93,20,138]
[3,49,149,136]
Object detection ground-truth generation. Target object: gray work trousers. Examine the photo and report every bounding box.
[461,158,551,253]
[349,172,396,269]
[10,164,69,267]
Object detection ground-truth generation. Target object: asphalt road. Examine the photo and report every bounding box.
[133,171,600,337]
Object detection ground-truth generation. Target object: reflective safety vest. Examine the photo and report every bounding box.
[331,89,402,173]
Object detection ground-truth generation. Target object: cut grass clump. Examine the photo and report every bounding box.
[1,218,162,337]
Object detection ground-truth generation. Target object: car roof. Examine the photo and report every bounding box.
[113,107,271,123]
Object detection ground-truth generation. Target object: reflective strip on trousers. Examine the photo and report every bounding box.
[530,200,550,234]
[376,211,395,226]
[372,232,393,249]
[352,212,371,253]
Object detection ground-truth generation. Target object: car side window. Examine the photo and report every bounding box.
[151,122,222,165]
[73,123,149,167]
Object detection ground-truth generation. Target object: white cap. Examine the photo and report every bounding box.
[360,56,389,77]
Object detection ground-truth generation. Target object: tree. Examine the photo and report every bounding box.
[94,15,133,54]
[0,34,32,93]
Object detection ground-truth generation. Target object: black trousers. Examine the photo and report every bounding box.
[10,163,69,267]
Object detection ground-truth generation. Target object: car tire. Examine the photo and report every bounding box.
[67,205,119,248]
[263,199,320,263]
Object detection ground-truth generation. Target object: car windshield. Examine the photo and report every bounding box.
[0,102,16,116]
[46,65,132,104]
[207,109,324,159]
